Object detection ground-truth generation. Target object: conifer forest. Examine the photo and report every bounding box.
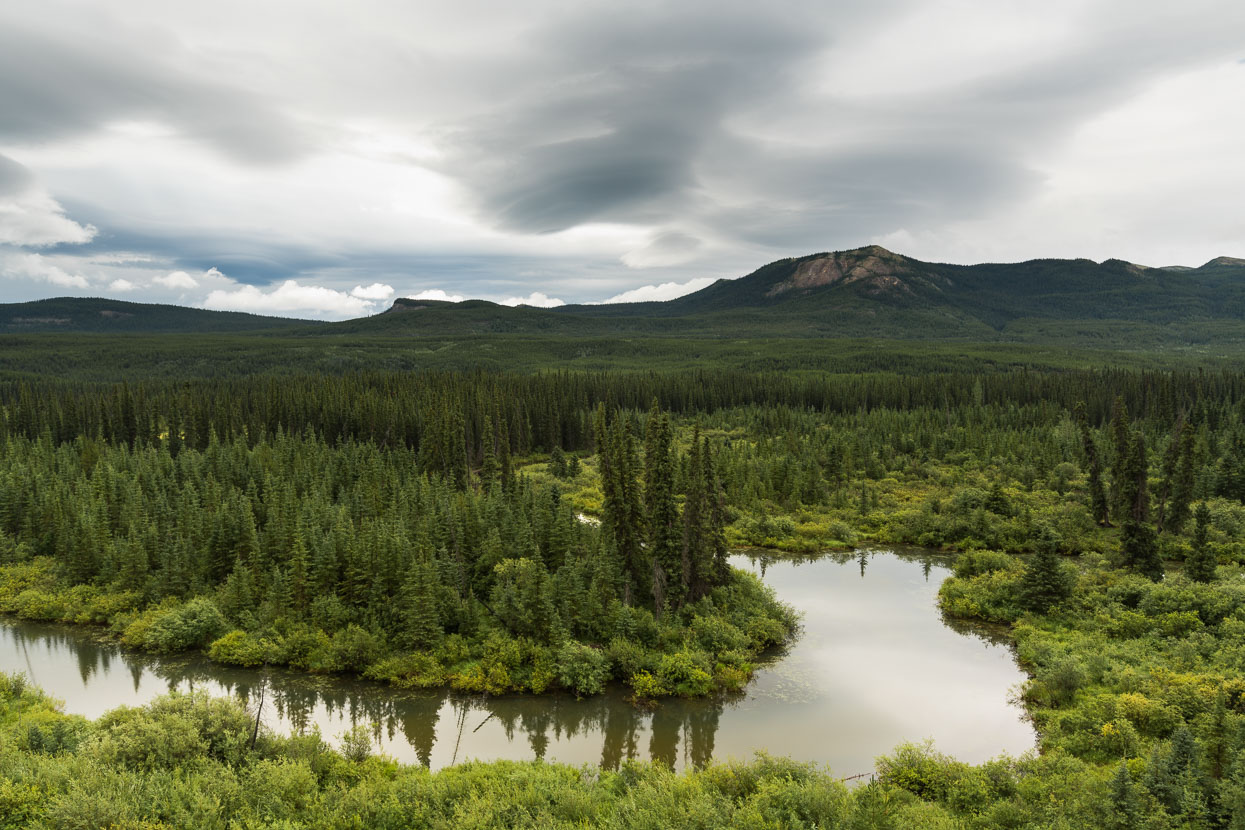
[0,337,1243,828]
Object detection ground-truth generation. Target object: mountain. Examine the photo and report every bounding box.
[340,245,1244,342]
[7,247,1244,344]
[558,245,1245,329]
[0,297,319,334]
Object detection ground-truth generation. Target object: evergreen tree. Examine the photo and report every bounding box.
[1020,523,1072,613]
[1076,403,1110,526]
[479,414,500,489]
[1121,519,1162,582]
[1119,430,1163,580]
[644,404,681,616]
[594,405,645,606]
[489,557,560,642]
[1166,421,1197,534]
[1185,502,1216,583]
[1108,397,1132,522]
[1109,761,1142,830]
[400,552,443,649]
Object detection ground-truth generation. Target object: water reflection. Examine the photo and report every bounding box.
[0,549,1033,773]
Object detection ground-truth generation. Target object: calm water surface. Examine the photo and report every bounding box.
[0,549,1034,773]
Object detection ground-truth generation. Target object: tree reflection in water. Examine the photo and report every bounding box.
[0,619,729,770]
[1,548,1034,773]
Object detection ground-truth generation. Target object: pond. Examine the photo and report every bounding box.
[0,549,1034,774]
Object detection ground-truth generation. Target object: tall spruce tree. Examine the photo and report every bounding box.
[1185,502,1216,583]
[1118,429,1163,580]
[1020,523,1072,613]
[1075,403,1110,526]
[644,404,682,616]
[1108,397,1132,522]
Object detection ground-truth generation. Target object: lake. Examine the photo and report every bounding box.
[0,548,1034,773]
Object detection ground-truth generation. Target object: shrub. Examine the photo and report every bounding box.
[628,670,668,700]
[339,723,374,763]
[243,758,320,820]
[330,624,382,673]
[690,615,749,653]
[364,652,447,689]
[208,630,274,667]
[953,550,1017,579]
[555,641,610,697]
[657,651,714,697]
[143,598,228,652]
[1036,657,1088,708]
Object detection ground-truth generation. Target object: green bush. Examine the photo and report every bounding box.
[952,550,1018,579]
[657,651,714,697]
[555,640,610,697]
[143,598,228,652]
[330,624,382,673]
[208,630,275,666]
[690,614,749,653]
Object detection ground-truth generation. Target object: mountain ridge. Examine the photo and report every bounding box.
[0,297,320,334]
[4,246,1243,342]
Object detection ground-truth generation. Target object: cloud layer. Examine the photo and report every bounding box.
[0,0,1242,316]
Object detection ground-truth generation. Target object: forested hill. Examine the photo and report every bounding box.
[0,297,318,333]
[336,246,1245,342]
[550,245,1245,332]
[7,246,1245,342]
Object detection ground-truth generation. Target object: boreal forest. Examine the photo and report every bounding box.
[0,313,1243,830]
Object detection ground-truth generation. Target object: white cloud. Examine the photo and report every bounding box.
[1,252,90,289]
[153,270,199,290]
[0,189,97,247]
[350,282,394,300]
[108,278,136,291]
[203,278,376,317]
[0,153,97,248]
[500,291,564,308]
[599,277,717,304]
[407,289,465,303]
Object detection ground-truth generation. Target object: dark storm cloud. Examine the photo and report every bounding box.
[2,0,1242,313]
[0,21,309,165]
[443,0,889,234]
[438,0,1245,252]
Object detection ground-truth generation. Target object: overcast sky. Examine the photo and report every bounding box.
[1,0,1242,318]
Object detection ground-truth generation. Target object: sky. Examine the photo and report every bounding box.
[1,0,1243,319]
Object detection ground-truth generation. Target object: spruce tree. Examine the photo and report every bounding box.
[1119,430,1163,581]
[1108,397,1132,522]
[644,405,681,616]
[1167,421,1196,535]
[401,552,443,649]
[479,414,499,489]
[1020,523,1072,613]
[1075,403,1110,526]
[1185,502,1216,583]
[1109,761,1142,830]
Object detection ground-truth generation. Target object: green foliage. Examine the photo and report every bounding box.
[1020,526,1075,614]
[1185,502,1217,583]
[554,641,610,697]
[140,598,228,652]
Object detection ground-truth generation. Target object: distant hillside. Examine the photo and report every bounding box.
[8,247,1244,345]
[333,246,1245,343]
[558,246,1245,330]
[0,298,316,334]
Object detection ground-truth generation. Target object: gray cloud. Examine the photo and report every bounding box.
[437,0,1245,253]
[441,1,865,233]
[0,154,35,196]
[0,19,310,164]
[1,0,1242,312]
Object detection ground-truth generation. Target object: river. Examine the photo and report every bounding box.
[0,548,1034,773]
